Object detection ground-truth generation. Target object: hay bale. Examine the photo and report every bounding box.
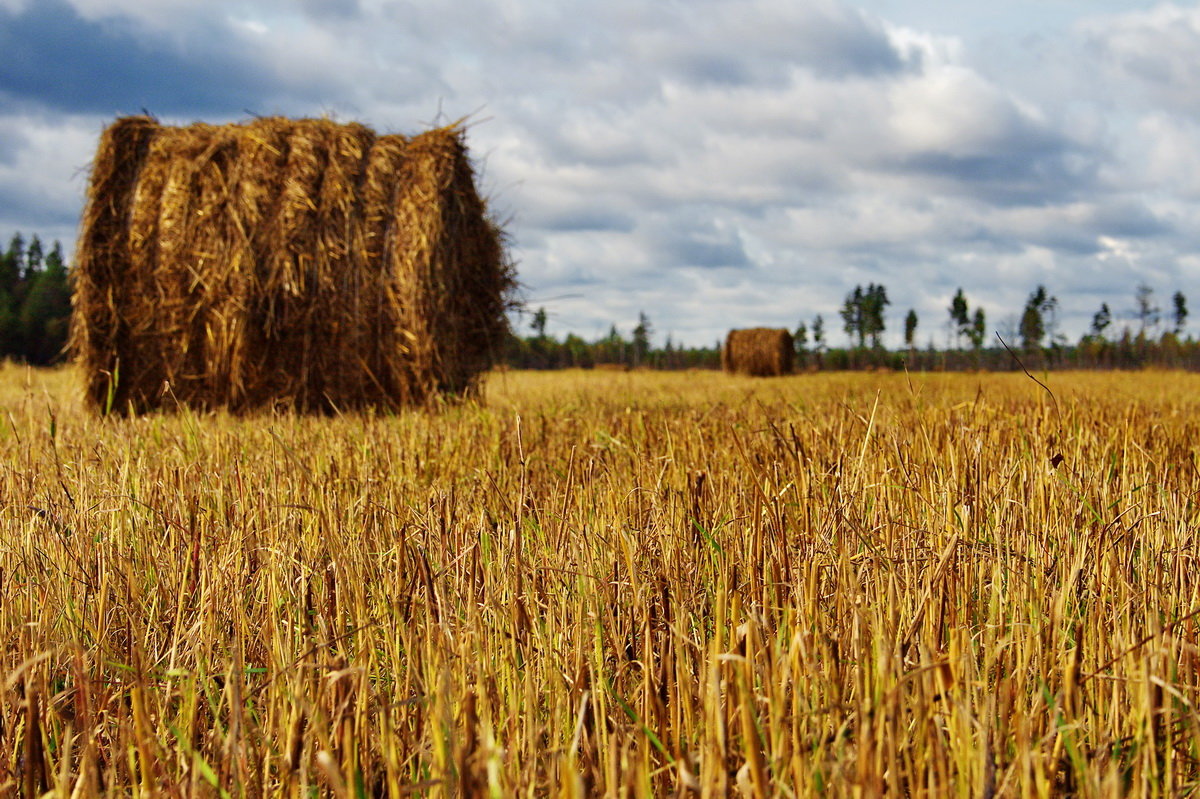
[70,116,514,413]
[722,328,794,377]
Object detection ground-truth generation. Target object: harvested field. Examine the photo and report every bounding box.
[2,365,1200,796]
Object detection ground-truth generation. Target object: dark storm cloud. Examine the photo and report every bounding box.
[898,150,1075,206]
[774,4,907,78]
[669,234,751,269]
[1011,225,1104,256]
[892,126,1099,207]
[537,207,636,234]
[0,127,27,166]
[645,216,753,270]
[1090,200,1172,239]
[0,0,281,115]
[0,181,81,229]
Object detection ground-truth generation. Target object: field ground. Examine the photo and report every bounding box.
[2,365,1200,796]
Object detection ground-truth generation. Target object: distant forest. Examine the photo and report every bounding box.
[0,233,72,366]
[6,231,1199,372]
[508,281,1200,372]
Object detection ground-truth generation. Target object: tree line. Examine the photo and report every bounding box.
[511,280,1199,373]
[791,281,1195,371]
[0,233,72,365]
[5,229,721,373]
[6,228,1198,373]
[504,309,722,370]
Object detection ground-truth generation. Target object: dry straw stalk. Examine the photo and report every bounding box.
[71,116,514,414]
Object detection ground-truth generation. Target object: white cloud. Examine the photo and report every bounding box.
[0,0,1196,347]
[888,66,1038,157]
[66,0,215,30]
[1082,3,1200,115]
[1126,114,1200,197]
[0,113,96,247]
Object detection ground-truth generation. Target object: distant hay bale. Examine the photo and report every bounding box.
[722,328,794,377]
[70,115,514,414]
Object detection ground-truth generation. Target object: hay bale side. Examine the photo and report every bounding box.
[72,117,514,414]
[722,328,794,377]
[220,118,295,406]
[357,135,411,403]
[312,122,377,407]
[392,128,510,397]
[69,116,159,411]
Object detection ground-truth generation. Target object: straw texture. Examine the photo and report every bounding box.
[722,328,794,377]
[71,116,513,413]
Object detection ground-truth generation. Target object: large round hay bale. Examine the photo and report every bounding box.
[722,328,794,377]
[70,116,514,414]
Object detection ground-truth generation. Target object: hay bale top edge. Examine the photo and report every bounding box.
[100,114,474,145]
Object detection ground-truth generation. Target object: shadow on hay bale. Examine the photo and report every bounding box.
[70,116,515,414]
[722,328,794,377]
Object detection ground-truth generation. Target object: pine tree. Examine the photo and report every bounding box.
[1134,283,1160,338]
[531,307,548,338]
[1020,285,1054,350]
[17,239,71,364]
[949,288,969,349]
[631,312,652,367]
[0,234,20,295]
[1089,303,1112,340]
[862,283,890,348]
[841,286,866,348]
[1172,291,1188,336]
[24,234,43,279]
[812,315,825,352]
[0,285,15,357]
[904,309,918,350]
[969,308,986,351]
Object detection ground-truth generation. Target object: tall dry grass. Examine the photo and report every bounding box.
[2,365,1199,796]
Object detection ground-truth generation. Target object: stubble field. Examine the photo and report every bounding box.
[2,365,1199,797]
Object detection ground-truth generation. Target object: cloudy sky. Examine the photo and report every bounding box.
[1,0,1198,347]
